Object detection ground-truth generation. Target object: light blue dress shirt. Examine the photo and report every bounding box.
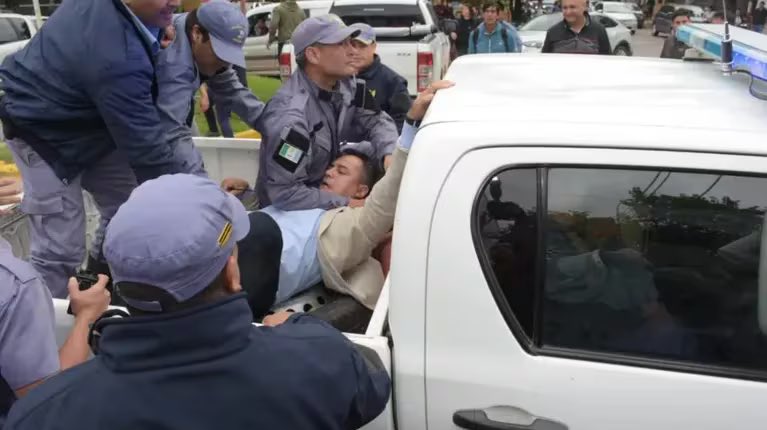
[124,5,161,55]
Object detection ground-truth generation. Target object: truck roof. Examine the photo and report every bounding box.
[424,54,767,155]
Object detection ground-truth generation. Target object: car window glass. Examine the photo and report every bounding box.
[520,13,562,31]
[0,18,19,44]
[330,4,426,27]
[476,166,767,375]
[248,12,271,36]
[8,18,30,39]
[600,16,618,27]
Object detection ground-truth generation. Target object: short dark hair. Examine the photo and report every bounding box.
[672,8,691,21]
[117,268,228,316]
[185,9,211,42]
[340,150,383,197]
[482,2,500,12]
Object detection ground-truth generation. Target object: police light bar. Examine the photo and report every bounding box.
[676,23,767,81]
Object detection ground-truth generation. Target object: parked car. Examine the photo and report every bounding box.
[243,0,332,76]
[592,1,638,33]
[279,0,452,96]
[518,11,634,55]
[653,3,706,36]
[0,13,43,66]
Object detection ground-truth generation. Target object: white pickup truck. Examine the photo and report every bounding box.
[279,0,451,96]
[0,13,43,66]
[37,37,767,430]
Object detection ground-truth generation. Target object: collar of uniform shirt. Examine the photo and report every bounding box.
[123,2,162,55]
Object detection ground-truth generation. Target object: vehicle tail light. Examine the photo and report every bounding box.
[279,52,291,82]
[417,52,433,93]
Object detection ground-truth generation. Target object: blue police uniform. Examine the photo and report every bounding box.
[0,239,59,425]
[255,15,399,211]
[157,9,264,177]
[3,174,391,430]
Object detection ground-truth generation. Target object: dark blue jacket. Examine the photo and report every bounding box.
[0,0,179,183]
[357,55,411,133]
[4,294,391,430]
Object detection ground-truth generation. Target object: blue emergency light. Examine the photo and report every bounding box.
[676,24,767,81]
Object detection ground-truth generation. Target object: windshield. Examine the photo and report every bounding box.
[603,3,633,13]
[329,4,426,27]
[520,12,562,31]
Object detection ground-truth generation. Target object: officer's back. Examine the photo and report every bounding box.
[3,174,390,430]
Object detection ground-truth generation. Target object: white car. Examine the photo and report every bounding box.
[243,0,333,76]
[0,13,43,66]
[593,1,638,33]
[518,12,634,55]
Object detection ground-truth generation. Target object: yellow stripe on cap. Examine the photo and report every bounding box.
[217,222,233,247]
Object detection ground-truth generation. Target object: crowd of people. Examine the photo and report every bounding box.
[0,0,453,428]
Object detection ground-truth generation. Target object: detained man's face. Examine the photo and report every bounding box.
[320,154,370,199]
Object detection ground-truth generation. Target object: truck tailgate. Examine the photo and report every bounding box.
[375,41,418,96]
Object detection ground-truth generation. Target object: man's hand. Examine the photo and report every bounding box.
[406,80,455,122]
[68,275,110,323]
[199,89,210,113]
[221,177,250,196]
[450,31,458,40]
[161,25,176,49]
[263,310,294,326]
[383,155,392,170]
[0,177,22,210]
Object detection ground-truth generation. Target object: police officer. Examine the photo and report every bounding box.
[348,23,412,133]
[0,238,109,423]
[0,0,240,298]
[4,174,391,430]
[158,0,264,175]
[254,15,400,211]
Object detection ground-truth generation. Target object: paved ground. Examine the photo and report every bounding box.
[632,26,666,58]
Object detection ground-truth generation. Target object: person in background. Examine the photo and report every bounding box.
[267,0,307,55]
[753,1,767,33]
[0,0,194,299]
[3,173,391,430]
[349,23,412,133]
[468,2,522,54]
[255,15,398,211]
[711,10,725,23]
[541,0,611,54]
[455,4,479,56]
[660,8,691,59]
[0,245,110,424]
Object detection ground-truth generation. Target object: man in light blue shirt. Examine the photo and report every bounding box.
[467,2,522,54]
[229,80,454,320]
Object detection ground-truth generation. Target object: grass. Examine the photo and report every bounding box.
[194,74,281,136]
[0,73,282,164]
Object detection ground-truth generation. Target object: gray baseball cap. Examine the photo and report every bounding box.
[197,0,249,68]
[350,23,376,45]
[340,140,376,160]
[104,174,250,312]
[292,14,361,55]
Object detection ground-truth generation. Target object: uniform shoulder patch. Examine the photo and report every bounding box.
[272,126,311,173]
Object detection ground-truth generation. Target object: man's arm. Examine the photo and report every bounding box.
[352,103,399,167]
[206,67,265,128]
[260,113,350,210]
[507,25,523,52]
[268,7,281,44]
[598,26,612,55]
[385,76,412,134]
[541,30,553,53]
[468,29,477,54]
[91,61,179,183]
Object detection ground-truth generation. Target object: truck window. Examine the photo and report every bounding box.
[475,166,767,377]
[0,18,20,44]
[330,4,426,27]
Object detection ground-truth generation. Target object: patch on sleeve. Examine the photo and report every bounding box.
[272,126,310,173]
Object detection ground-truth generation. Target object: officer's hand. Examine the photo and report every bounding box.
[68,275,110,323]
[0,177,22,209]
[263,310,294,326]
[161,25,176,49]
[200,90,210,113]
[221,177,250,196]
[406,80,455,122]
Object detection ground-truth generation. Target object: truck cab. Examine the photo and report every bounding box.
[42,24,767,430]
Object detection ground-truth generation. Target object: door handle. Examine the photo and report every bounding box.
[453,407,567,430]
